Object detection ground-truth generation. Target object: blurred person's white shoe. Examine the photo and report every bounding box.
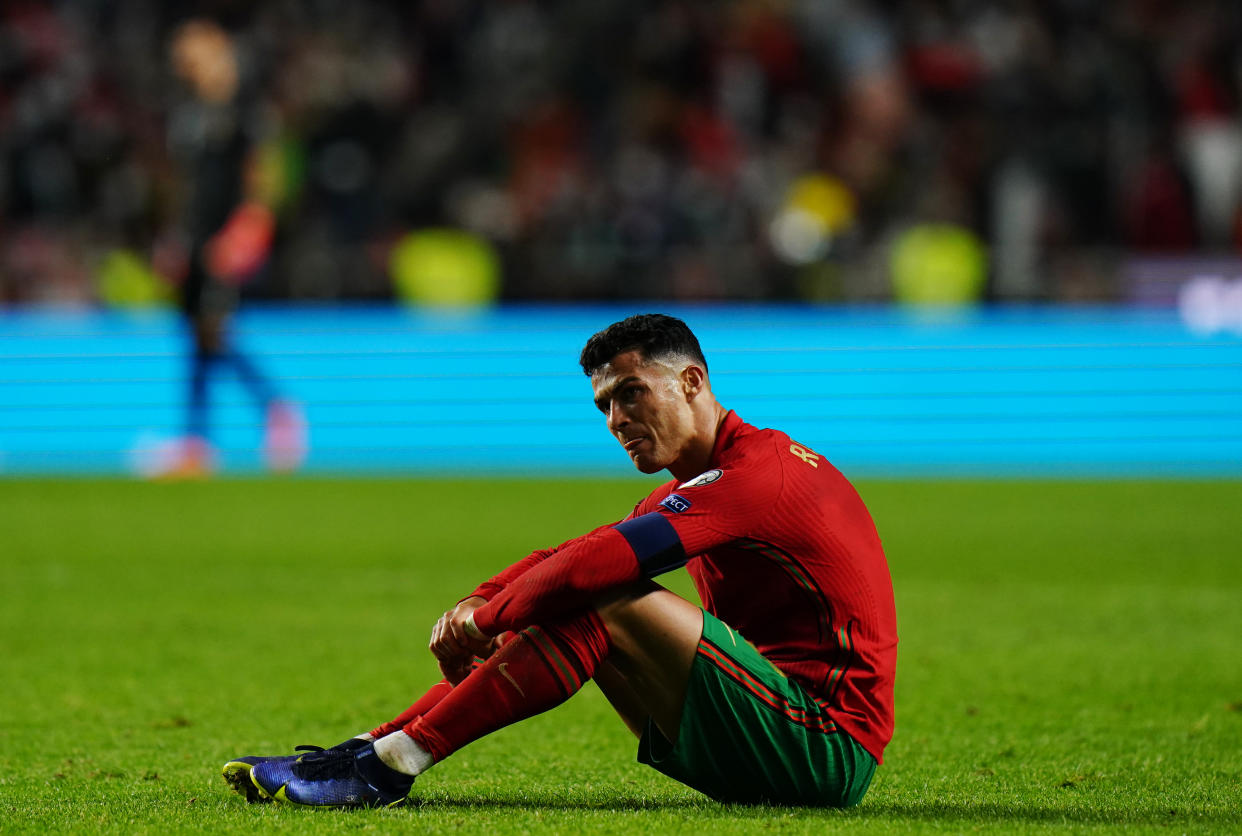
[131,435,215,480]
[263,401,307,473]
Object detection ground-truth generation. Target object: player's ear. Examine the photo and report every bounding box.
[681,364,706,399]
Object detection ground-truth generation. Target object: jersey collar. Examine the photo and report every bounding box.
[708,410,746,467]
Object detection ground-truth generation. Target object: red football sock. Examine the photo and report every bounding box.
[368,632,518,738]
[405,610,610,762]
[368,679,455,739]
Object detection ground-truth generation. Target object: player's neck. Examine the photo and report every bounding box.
[667,403,729,482]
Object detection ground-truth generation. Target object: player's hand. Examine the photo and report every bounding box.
[429,596,493,683]
[437,656,473,686]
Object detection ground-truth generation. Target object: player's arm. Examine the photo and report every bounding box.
[205,131,276,283]
[430,516,634,678]
[465,513,639,601]
[466,548,557,602]
[468,523,646,636]
[467,466,775,637]
[429,513,685,676]
[467,492,720,635]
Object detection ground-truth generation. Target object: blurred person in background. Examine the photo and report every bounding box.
[154,18,305,477]
[5,1,1241,309]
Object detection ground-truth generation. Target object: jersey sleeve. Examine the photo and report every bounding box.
[466,518,624,602]
[466,547,556,603]
[469,465,777,636]
[638,455,782,565]
[465,484,671,605]
[470,524,643,635]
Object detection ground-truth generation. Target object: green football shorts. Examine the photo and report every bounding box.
[637,610,877,806]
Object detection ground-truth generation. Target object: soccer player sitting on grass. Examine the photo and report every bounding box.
[224,313,897,808]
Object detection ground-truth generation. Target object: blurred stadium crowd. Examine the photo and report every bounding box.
[3,0,1242,306]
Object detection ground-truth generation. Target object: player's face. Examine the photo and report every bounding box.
[591,350,696,474]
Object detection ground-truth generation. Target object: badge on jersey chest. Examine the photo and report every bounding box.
[678,468,723,489]
[660,493,693,513]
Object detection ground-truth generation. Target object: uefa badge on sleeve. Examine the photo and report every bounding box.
[660,493,693,514]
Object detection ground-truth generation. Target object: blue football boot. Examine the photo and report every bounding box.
[222,738,367,803]
[249,742,414,808]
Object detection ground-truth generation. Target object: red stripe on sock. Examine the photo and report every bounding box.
[522,626,580,696]
[405,611,611,762]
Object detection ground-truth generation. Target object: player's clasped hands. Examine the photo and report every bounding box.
[429,596,494,684]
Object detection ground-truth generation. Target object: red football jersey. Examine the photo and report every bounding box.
[470,411,897,762]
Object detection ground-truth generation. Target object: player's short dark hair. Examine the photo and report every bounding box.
[579,313,708,376]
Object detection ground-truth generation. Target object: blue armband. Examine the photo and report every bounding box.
[613,512,687,578]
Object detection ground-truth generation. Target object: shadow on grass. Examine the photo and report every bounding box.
[407,796,1232,827]
[852,800,1230,827]
[409,795,708,813]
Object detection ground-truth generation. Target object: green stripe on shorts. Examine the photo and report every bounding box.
[637,610,876,806]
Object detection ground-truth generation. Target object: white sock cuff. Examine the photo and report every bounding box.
[374,730,435,777]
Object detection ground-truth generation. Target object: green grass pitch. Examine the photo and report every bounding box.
[2,477,1240,834]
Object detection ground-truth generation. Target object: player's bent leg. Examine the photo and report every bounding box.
[592,581,703,743]
[630,609,878,807]
[367,679,456,740]
[592,662,649,739]
[366,637,515,741]
[405,610,611,762]
[252,614,614,808]
[224,673,460,805]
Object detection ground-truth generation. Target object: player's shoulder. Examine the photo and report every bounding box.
[632,477,680,517]
[728,422,836,490]
[727,421,800,469]
[701,425,790,499]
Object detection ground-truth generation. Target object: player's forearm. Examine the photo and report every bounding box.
[471,527,640,635]
[467,548,557,601]
[466,519,626,601]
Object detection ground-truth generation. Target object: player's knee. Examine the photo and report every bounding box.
[592,582,702,659]
[592,579,663,638]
